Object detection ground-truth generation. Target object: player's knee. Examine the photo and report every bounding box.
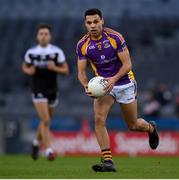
[95,114,106,127]
[42,119,50,127]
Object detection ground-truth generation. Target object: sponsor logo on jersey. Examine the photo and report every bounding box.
[89,45,95,50]
[33,60,48,68]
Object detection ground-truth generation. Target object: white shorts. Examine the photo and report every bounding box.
[109,81,137,104]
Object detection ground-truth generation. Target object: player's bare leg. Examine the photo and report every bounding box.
[36,123,42,142]
[94,95,114,149]
[36,105,54,141]
[46,106,56,160]
[92,95,116,172]
[120,100,159,149]
[34,101,51,147]
[48,107,55,119]
[33,101,55,160]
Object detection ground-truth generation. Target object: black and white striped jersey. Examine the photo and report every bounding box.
[24,44,66,93]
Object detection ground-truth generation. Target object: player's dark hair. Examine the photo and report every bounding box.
[37,23,52,33]
[84,8,102,19]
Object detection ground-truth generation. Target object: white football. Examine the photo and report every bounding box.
[88,76,108,97]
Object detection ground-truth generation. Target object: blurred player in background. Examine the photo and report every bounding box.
[77,9,159,172]
[22,24,69,161]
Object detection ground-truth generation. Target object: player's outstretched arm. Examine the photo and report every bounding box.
[22,62,36,76]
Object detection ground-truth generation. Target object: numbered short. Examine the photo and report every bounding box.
[32,92,59,108]
[109,81,137,104]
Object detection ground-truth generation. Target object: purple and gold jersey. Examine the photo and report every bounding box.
[76,27,135,86]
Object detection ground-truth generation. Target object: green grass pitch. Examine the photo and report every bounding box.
[0,155,179,178]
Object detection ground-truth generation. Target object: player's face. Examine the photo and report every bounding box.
[37,28,51,46]
[85,15,104,38]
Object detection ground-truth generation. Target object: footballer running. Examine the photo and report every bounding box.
[22,24,69,161]
[77,8,159,172]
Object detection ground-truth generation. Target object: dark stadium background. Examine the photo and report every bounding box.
[0,0,179,156]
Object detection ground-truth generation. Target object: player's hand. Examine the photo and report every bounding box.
[47,60,57,71]
[27,66,36,75]
[84,86,96,99]
[104,77,117,94]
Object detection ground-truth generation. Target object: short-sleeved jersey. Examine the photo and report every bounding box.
[24,44,66,93]
[76,27,135,86]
